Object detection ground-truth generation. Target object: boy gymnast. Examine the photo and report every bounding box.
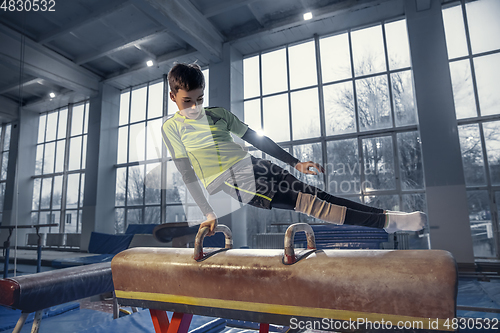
[162,63,426,236]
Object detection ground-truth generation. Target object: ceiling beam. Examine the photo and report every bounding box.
[38,0,132,44]
[0,78,40,95]
[230,0,394,44]
[107,54,131,69]
[75,27,165,65]
[0,24,100,97]
[134,44,157,61]
[131,0,223,62]
[0,95,19,121]
[104,47,198,83]
[203,0,260,18]
[22,90,87,113]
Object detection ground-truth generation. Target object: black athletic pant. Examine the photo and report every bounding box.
[270,173,386,229]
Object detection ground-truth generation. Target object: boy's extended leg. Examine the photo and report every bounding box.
[271,173,426,232]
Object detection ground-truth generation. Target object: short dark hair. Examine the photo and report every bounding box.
[167,63,205,94]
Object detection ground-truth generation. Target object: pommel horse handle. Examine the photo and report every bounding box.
[193,224,232,260]
[284,223,316,265]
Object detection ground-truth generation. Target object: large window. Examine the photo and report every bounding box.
[32,102,89,234]
[0,123,12,225]
[243,19,425,235]
[443,0,500,258]
[115,70,209,233]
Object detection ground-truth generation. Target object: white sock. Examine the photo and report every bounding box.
[384,211,427,233]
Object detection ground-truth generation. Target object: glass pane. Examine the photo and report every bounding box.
[38,114,46,143]
[244,55,260,99]
[71,104,84,136]
[167,89,178,115]
[145,163,161,205]
[78,210,83,233]
[263,94,290,142]
[385,19,411,70]
[66,173,80,209]
[326,139,361,195]
[127,165,144,206]
[356,75,391,131]
[130,86,147,123]
[466,0,500,54]
[450,60,477,119]
[402,193,427,213]
[119,91,130,126]
[45,112,58,142]
[166,205,186,222]
[83,103,89,134]
[262,48,287,95]
[127,208,143,225]
[323,82,355,135]
[117,127,128,164]
[40,177,52,209]
[291,88,321,140]
[442,5,468,59]
[362,136,396,191]
[3,124,11,151]
[129,122,146,162]
[65,210,78,233]
[35,145,44,175]
[115,208,125,234]
[68,136,82,171]
[244,99,262,133]
[364,194,398,211]
[397,131,424,190]
[320,33,351,83]
[79,174,85,207]
[43,142,55,174]
[293,143,324,190]
[186,205,203,222]
[392,70,417,126]
[81,135,87,169]
[289,40,317,89]
[58,109,68,140]
[146,119,163,161]
[32,178,41,210]
[467,190,494,258]
[144,206,161,224]
[483,121,500,185]
[148,81,164,119]
[351,25,386,76]
[0,183,4,212]
[54,140,65,173]
[1,151,8,180]
[474,53,500,116]
[115,167,127,206]
[458,124,486,186]
[166,160,183,203]
[52,175,63,210]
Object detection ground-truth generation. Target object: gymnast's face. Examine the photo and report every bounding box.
[171,88,204,119]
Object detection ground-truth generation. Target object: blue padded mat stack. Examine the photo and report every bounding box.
[294,224,389,249]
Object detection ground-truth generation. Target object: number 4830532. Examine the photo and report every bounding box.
[1,0,56,12]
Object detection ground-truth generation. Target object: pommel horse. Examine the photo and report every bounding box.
[111,223,458,333]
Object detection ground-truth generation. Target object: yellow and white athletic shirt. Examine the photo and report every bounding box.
[161,107,250,188]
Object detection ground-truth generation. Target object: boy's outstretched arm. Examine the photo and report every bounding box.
[173,158,218,235]
[241,128,325,175]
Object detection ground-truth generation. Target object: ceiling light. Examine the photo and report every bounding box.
[49,92,56,98]
[303,12,312,20]
[257,130,265,136]
[146,60,154,67]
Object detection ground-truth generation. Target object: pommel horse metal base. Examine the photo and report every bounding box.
[112,224,458,333]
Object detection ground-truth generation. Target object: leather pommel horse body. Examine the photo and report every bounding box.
[112,224,458,333]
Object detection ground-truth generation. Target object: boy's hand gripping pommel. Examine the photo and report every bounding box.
[294,161,325,175]
[199,212,218,237]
